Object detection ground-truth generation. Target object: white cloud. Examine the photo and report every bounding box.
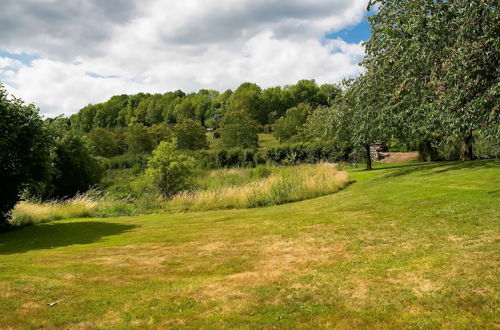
[0,0,368,116]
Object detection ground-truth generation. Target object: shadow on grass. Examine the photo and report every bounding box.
[375,159,499,179]
[0,221,137,255]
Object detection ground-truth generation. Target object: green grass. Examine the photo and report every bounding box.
[207,133,279,150]
[0,160,499,328]
[258,133,279,149]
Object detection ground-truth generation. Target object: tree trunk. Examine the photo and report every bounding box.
[365,145,372,170]
[460,133,474,161]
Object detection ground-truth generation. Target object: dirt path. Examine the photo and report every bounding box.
[378,152,419,163]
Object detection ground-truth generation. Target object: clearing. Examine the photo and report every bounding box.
[0,160,498,328]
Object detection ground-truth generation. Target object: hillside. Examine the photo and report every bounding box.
[1,160,498,328]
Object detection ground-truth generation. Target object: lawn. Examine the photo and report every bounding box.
[208,133,279,150]
[0,160,498,328]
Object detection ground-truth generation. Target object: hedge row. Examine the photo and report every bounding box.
[195,142,351,169]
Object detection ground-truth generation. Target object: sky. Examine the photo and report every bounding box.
[0,0,371,117]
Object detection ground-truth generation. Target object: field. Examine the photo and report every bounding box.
[208,133,278,150]
[0,160,499,328]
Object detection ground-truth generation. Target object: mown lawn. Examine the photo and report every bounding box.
[0,160,498,329]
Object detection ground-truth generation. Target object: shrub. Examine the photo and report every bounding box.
[104,153,150,170]
[252,165,272,178]
[146,140,195,198]
[266,142,345,165]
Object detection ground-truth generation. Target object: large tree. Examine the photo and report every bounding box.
[219,109,259,149]
[364,0,500,160]
[0,85,51,224]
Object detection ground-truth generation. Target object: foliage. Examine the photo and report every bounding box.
[272,103,313,142]
[364,0,500,160]
[48,132,103,198]
[0,85,51,224]
[219,109,259,149]
[266,142,349,165]
[173,119,209,150]
[86,127,125,157]
[146,140,195,198]
[126,123,154,154]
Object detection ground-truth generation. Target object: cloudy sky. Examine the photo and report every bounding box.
[0,0,370,117]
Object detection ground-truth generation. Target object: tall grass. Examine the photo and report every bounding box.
[168,163,348,212]
[9,164,349,225]
[9,195,99,226]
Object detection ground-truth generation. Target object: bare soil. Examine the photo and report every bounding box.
[378,152,419,163]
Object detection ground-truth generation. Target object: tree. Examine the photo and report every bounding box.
[298,103,355,160]
[285,80,329,108]
[219,109,259,149]
[48,133,103,198]
[173,119,209,150]
[364,0,500,160]
[22,118,104,200]
[343,76,391,170]
[148,123,173,146]
[86,127,124,157]
[226,83,265,124]
[260,86,289,123]
[272,104,313,142]
[146,140,195,198]
[126,123,154,154]
[0,85,51,224]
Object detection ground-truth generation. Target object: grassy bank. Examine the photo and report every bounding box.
[170,163,348,211]
[8,163,349,225]
[0,160,498,328]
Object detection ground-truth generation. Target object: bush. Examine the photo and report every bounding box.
[252,165,272,178]
[266,142,346,165]
[200,148,260,168]
[146,140,195,198]
[104,153,150,170]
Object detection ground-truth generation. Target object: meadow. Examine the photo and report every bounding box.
[1,159,498,328]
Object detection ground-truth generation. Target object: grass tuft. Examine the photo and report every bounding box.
[169,163,349,212]
[9,195,99,226]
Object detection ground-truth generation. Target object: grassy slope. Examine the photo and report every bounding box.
[0,160,498,329]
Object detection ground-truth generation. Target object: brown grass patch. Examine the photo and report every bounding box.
[194,235,347,306]
[388,273,442,297]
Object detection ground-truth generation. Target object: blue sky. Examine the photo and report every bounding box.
[0,0,370,116]
[326,15,371,44]
[0,50,39,66]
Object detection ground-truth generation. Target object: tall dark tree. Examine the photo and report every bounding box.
[0,85,51,224]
